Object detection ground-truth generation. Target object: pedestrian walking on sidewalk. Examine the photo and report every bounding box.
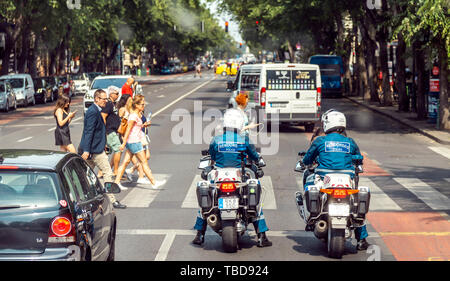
[78,89,127,209]
[114,95,166,189]
[54,95,77,153]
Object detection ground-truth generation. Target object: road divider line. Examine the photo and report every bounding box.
[17,137,33,143]
[152,79,213,118]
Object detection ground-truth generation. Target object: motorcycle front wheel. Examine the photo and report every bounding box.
[222,221,237,253]
[327,228,345,259]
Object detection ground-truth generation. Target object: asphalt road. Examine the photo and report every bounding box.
[1,69,449,262]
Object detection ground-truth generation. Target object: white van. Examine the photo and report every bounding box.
[0,74,35,107]
[228,63,322,132]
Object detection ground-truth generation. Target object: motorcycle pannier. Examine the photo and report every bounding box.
[357,187,370,216]
[196,181,212,209]
[305,188,320,215]
[247,181,261,208]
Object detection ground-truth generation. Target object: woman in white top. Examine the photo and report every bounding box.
[235,93,262,136]
[114,95,166,189]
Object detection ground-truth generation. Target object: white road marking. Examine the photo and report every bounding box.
[428,146,450,160]
[152,79,213,118]
[359,177,402,211]
[394,177,450,210]
[120,174,171,208]
[17,137,32,143]
[181,175,277,209]
[154,231,176,261]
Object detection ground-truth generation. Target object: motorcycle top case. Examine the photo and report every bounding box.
[196,181,213,209]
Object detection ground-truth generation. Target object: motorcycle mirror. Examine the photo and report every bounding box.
[298,151,306,157]
[201,149,209,156]
[294,161,305,172]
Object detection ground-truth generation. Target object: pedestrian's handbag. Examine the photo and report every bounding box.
[117,118,128,136]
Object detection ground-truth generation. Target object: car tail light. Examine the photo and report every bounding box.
[260,87,266,108]
[0,166,19,169]
[320,189,358,199]
[316,87,321,107]
[220,182,236,192]
[48,213,75,243]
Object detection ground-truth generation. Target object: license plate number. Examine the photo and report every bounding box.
[328,204,349,217]
[219,197,239,210]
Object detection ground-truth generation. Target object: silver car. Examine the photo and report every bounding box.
[0,81,17,112]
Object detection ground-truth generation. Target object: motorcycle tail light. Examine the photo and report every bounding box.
[321,189,358,198]
[220,182,236,192]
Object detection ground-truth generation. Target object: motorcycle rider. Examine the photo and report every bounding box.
[302,109,370,251]
[192,108,272,248]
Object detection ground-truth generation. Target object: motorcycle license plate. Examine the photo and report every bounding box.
[328,204,350,217]
[219,197,239,210]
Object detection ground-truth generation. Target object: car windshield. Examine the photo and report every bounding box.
[1,78,24,88]
[0,84,5,92]
[91,78,127,89]
[59,77,67,83]
[0,171,60,209]
[72,74,84,80]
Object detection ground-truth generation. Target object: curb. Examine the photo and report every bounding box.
[344,96,450,145]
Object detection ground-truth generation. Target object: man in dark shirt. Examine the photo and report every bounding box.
[101,86,122,178]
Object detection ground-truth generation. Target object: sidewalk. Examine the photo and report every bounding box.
[345,96,450,145]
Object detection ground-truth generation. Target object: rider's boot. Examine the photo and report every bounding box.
[356,238,370,250]
[257,232,273,247]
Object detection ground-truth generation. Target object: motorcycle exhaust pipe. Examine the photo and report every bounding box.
[207,214,222,232]
[314,220,328,239]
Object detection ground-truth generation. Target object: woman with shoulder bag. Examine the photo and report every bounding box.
[114,95,166,189]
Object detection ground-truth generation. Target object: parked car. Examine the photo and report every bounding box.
[43,76,59,101]
[33,77,52,104]
[0,74,35,107]
[0,149,121,261]
[71,73,90,95]
[0,81,17,112]
[187,61,195,71]
[160,65,172,75]
[83,75,142,114]
[86,72,104,83]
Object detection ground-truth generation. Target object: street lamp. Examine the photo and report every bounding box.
[141,46,147,76]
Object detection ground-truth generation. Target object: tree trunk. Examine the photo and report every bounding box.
[416,43,426,120]
[438,41,449,129]
[379,0,393,106]
[396,33,408,111]
[17,24,31,73]
[360,13,379,103]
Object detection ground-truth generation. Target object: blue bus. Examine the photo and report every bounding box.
[308,55,344,97]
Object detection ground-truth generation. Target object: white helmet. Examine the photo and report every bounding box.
[223,108,245,131]
[322,109,346,133]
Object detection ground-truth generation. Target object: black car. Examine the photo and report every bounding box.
[0,150,120,261]
[32,77,53,104]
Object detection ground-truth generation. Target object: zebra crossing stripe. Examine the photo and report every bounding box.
[359,177,402,211]
[181,175,277,209]
[394,178,450,210]
[428,146,450,160]
[121,174,171,208]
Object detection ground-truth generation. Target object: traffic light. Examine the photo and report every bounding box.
[225,21,229,33]
[239,43,242,48]
[256,20,259,32]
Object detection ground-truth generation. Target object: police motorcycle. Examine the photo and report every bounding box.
[294,153,370,259]
[196,146,266,253]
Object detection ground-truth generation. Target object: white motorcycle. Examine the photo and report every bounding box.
[294,152,370,259]
[196,148,266,253]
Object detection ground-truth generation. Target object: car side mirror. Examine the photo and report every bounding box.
[104,182,121,194]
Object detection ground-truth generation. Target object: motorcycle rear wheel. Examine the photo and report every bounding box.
[327,228,345,259]
[222,221,237,253]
